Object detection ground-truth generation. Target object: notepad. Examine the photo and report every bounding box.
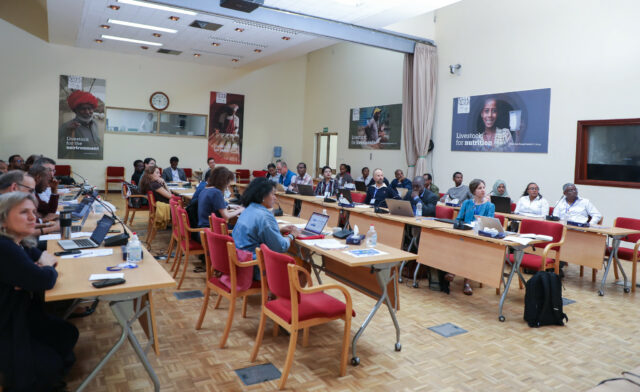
[89,273,124,281]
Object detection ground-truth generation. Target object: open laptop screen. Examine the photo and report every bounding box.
[305,213,330,234]
[90,215,115,245]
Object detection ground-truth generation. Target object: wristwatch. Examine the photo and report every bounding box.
[288,233,295,241]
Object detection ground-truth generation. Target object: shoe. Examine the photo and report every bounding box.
[463,283,473,296]
[193,265,206,273]
[68,299,99,319]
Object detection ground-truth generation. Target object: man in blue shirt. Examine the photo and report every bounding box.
[278,161,296,188]
[403,176,438,216]
[390,169,412,192]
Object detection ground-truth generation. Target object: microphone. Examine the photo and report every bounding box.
[273,198,283,217]
[93,195,130,246]
[545,196,564,221]
[72,171,93,195]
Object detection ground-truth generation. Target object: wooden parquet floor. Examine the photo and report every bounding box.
[64,197,640,391]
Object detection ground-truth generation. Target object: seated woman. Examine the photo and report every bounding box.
[197,166,244,228]
[315,166,338,196]
[515,182,549,217]
[489,179,509,198]
[138,165,172,229]
[0,192,78,391]
[232,178,301,279]
[447,179,495,296]
[335,164,355,189]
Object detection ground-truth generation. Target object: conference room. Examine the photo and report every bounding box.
[1,0,640,390]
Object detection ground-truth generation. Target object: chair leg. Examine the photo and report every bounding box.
[614,261,620,280]
[166,235,175,264]
[250,311,267,362]
[302,327,309,347]
[579,265,584,277]
[632,261,637,293]
[219,297,236,348]
[195,287,211,330]
[272,321,279,337]
[129,211,136,225]
[518,268,524,289]
[278,329,298,390]
[591,268,597,282]
[176,249,191,290]
[496,288,500,295]
[214,294,223,309]
[241,296,248,318]
[340,315,351,377]
[148,225,157,247]
[171,247,183,274]
[124,207,130,226]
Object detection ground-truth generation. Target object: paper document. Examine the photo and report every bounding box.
[89,273,124,281]
[302,239,348,250]
[168,187,187,190]
[519,233,553,241]
[344,249,388,258]
[504,236,534,245]
[61,249,114,259]
[39,232,95,241]
[181,192,194,197]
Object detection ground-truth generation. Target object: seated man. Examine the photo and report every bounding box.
[440,171,472,205]
[390,169,412,192]
[278,161,295,188]
[552,183,602,224]
[162,156,187,183]
[423,173,439,194]
[404,176,438,216]
[288,162,312,192]
[131,159,144,185]
[265,163,280,183]
[203,157,216,182]
[364,168,399,208]
[7,154,24,171]
[29,163,59,219]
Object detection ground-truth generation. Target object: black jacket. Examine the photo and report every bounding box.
[365,185,399,208]
[403,188,439,217]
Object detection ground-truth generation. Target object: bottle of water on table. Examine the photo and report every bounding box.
[126,232,143,265]
[366,225,377,248]
[415,201,423,217]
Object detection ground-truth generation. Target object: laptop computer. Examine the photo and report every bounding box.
[72,197,95,220]
[475,215,505,233]
[58,215,114,250]
[297,184,315,196]
[300,212,330,236]
[71,205,92,232]
[354,181,367,192]
[386,199,415,217]
[490,196,512,214]
[338,188,352,203]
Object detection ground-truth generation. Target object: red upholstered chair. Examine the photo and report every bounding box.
[55,165,71,177]
[208,214,229,235]
[183,168,193,180]
[549,206,555,216]
[145,191,158,247]
[510,202,517,213]
[607,217,640,292]
[495,213,506,229]
[250,245,354,390]
[235,169,250,184]
[105,166,125,199]
[171,206,205,289]
[121,182,148,226]
[508,219,566,288]
[165,199,182,266]
[439,193,445,199]
[195,230,261,348]
[351,192,366,204]
[252,170,268,178]
[436,205,454,219]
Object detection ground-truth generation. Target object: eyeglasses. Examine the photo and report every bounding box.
[17,183,36,194]
[528,187,539,191]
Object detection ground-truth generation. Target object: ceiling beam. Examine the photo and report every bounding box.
[149,0,434,53]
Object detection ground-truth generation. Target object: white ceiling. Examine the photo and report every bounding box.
[47,0,458,69]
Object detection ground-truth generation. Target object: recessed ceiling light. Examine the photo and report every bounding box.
[235,28,244,32]
[281,36,291,40]
[117,0,197,15]
[141,46,149,50]
[95,39,103,43]
[101,34,162,46]
[211,42,220,47]
[100,24,110,29]
[108,5,120,10]
[193,53,201,57]
[254,49,262,53]
[169,16,180,21]
[108,19,177,33]
[152,33,161,37]
[231,59,239,62]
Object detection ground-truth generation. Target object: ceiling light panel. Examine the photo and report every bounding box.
[108,19,178,33]
[117,0,197,15]
[101,34,163,46]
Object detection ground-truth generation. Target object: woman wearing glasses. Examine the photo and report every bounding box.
[514,182,550,217]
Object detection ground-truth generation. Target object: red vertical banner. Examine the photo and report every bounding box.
[208,92,244,164]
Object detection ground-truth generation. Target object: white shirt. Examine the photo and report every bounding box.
[38,187,52,203]
[552,196,602,224]
[356,175,373,187]
[515,195,549,217]
[171,168,181,182]
[288,173,312,190]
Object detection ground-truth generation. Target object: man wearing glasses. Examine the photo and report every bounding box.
[7,155,25,171]
[552,183,602,224]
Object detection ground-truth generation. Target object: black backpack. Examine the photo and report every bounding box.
[523,271,568,327]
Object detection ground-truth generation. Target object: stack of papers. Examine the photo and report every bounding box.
[520,233,553,241]
[302,239,348,250]
[504,236,534,245]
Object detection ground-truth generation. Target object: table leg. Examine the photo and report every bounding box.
[600,236,629,296]
[351,262,401,366]
[498,247,523,322]
[296,245,323,284]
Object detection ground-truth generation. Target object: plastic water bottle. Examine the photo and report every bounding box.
[366,225,377,248]
[415,202,423,217]
[126,232,143,264]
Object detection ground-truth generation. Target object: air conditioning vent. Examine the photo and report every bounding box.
[157,48,182,55]
[189,20,223,31]
[220,0,264,13]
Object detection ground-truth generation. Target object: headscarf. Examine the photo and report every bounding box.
[67,91,98,111]
[491,179,509,197]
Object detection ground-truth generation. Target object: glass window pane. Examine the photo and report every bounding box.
[329,135,338,170]
[107,108,157,133]
[319,135,328,167]
[159,113,207,136]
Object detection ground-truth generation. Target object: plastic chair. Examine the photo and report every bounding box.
[184,168,193,180]
[121,182,148,226]
[436,205,454,219]
[351,192,366,204]
[172,206,205,290]
[607,217,640,292]
[145,191,157,247]
[55,165,71,177]
[250,245,354,390]
[252,170,268,178]
[235,169,250,184]
[105,166,125,198]
[195,230,261,348]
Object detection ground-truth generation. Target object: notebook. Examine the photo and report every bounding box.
[57,215,114,250]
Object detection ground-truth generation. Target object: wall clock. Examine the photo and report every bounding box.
[150,91,169,111]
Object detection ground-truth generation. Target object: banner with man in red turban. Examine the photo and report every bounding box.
[58,75,106,159]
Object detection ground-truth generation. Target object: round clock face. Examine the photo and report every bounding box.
[150,92,169,111]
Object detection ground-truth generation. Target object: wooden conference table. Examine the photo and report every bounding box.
[46,202,175,391]
[275,214,417,366]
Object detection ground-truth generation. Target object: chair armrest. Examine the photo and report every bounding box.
[540,241,563,267]
[298,283,353,306]
[633,239,640,262]
[129,194,148,200]
[184,226,206,233]
[234,258,259,268]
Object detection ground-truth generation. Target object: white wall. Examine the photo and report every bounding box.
[430,0,640,224]
[0,19,307,186]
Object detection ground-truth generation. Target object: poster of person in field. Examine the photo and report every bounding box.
[349,104,402,150]
[208,92,244,164]
[451,88,550,153]
[58,75,106,160]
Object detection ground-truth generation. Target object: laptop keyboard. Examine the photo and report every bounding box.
[74,239,95,247]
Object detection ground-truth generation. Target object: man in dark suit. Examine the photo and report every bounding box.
[364,168,399,208]
[404,176,438,216]
[162,156,187,182]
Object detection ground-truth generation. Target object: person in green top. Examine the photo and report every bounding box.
[423,173,439,195]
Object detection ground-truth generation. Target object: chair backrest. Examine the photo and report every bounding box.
[495,213,505,227]
[252,170,268,178]
[177,206,194,243]
[235,169,250,184]
[260,244,295,299]
[184,168,193,179]
[209,213,227,235]
[55,164,71,176]
[351,192,366,204]
[147,191,156,212]
[158,167,163,175]
[549,206,554,216]
[519,219,565,251]
[510,202,516,212]
[106,166,125,177]
[436,205,454,219]
[439,193,445,199]
[204,230,234,275]
[615,217,640,243]
[170,199,181,235]
[122,182,131,199]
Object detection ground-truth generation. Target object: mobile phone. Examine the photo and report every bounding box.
[108,229,120,233]
[91,278,126,288]
[54,250,81,256]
